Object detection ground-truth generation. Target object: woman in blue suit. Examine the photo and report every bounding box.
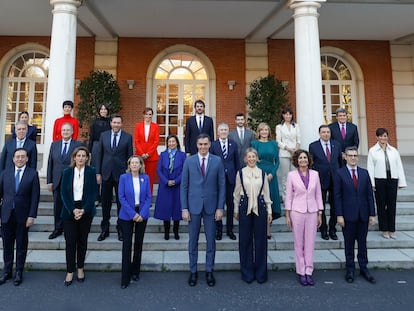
[61,146,98,286]
[154,135,186,240]
[118,155,152,289]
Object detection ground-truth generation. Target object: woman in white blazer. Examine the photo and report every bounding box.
[285,149,323,286]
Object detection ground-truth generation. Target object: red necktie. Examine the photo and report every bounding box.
[325,143,331,162]
[201,157,206,177]
[341,124,346,139]
[352,168,358,188]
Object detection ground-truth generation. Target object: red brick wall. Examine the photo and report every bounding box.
[117,38,246,135]
[268,39,396,147]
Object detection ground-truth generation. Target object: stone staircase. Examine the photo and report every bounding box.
[1,156,414,272]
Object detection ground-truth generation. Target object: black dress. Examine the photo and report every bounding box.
[89,117,111,167]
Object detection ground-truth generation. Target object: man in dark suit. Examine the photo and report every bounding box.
[95,114,133,241]
[228,113,255,168]
[329,108,359,160]
[47,123,82,239]
[181,133,225,287]
[334,146,376,284]
[0,121,37,172]
[309,125,343,240]
[210,122,240,240]
[0,148,40,286]
[184,100,214,156]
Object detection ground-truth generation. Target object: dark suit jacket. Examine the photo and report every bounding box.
[334,166,375,222]
[47,139,83,190]
[184,115,214,155]
[309,139,343,190]
[180,153,225,215]
[95,130,133,182]
[210,138,240,185]
[0,166,40,224]
[12,125,37,142]
[229,128,255,167]
[60,165,98,220]
[329,122,359,152]
[0,138,37,172]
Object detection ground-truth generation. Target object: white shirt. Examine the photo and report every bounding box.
[73,166,85,201]
[144,124,150,142]
[133,176,141,205]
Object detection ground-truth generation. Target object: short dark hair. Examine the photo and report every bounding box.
[344,146,358,154]
[196,133,211,143]
[62,100,74,108]
[376,127,388,137]
[235,113,245,118]
[335,108,348,115]
[143,107,153,114]
[19,111,29,118]
[318,124,330,133]
[291,149,313,168]
[166,134,181,150]
[194,100,205,108]
[111,114,123,122]
[13,147,27,157]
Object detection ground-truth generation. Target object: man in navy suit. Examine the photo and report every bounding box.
[184,100,214,156]
[0,148,40,286]
[309,125,343,240]
[181,133,225,287]
[0,121,37,172]
[334,146,376,284]
[47,123,82,239]
[228,113,255,168]
[210,122,240,240]
[329,108,359,161]
[95,115,133,241]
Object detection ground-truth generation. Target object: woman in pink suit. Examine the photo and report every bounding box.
[134,107,160,193]
[285,149,323,286]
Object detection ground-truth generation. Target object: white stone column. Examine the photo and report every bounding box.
[40,0,80,176]
[289,0,326,148]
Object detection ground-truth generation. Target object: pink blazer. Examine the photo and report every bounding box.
[285,169,324,214]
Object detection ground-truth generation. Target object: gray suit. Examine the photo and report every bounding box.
[180,153,225,273]
[229,128,255,167]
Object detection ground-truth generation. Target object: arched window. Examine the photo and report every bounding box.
[321,54,353,124]
[154,53,208,146]
[2,51,49,148]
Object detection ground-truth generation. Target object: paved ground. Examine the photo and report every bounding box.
[0,270,414,311]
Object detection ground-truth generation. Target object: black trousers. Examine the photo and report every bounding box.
[63,216,93,273]
[374,178,398,232]
[1,210,29,273]
[100,175,121,233]
[53,186,64,231]
[320,183,336,234]
[238,204,268,283]
[216,179,235,233]
[119,218,148,285]
[342,220,369,272]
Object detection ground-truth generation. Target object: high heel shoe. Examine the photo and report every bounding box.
[77,269,85,282]
[64,273,73,286]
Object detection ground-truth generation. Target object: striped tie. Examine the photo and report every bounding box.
[222,142,227,159]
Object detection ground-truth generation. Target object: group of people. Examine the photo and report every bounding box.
[0,100,407,290]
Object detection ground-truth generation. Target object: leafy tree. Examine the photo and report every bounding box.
[246,74,288,138]
[76,70,121,129]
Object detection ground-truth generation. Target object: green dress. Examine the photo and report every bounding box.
[251,140,281,217]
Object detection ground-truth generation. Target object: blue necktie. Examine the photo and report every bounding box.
[112,133,118,150]
[61,142,68,159]
[15,169,21,193]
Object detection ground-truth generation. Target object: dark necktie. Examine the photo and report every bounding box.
[352,168,358,188]
[201,157,206,177]
[222,141,227,159]
[15,168,21,192]
[61,142,68,159]
[112,133,118,150]
[198,117,203,132]
[325,143,331,162]
[341,124,346,139]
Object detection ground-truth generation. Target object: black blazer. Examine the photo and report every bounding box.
[184,115,214,155]
[95,130,133,182]
[309,139,343,190]
[210,138,240,185]
[329,122,359,152]
[47,139,83,190]
[0,167,40,224]
[0,139,37,172]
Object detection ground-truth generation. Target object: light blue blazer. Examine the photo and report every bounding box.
[118,173,152,220]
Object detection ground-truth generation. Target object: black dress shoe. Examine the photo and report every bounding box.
[227,232,237,240]
[188,272,197,286]
[329,232,338,240]
[216,232,222,241]
[64,273,74,286]
[48,230,63,240]
[345,270,354,283]
[131,274,139,281]
[0,273,12,285]
[206,272,216,287]
[360,270,376,284]
[13,271,23,286]
[117,229,123,242]
[97,232,109,241]
[174,232,180,240]
[321,232,329,240]
[121,283,129,289]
